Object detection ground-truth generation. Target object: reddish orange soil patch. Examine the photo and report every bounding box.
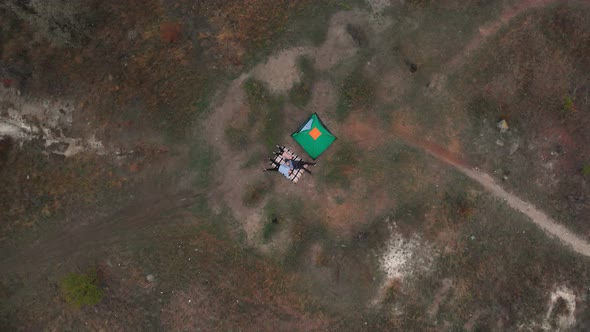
[160,22,182,43]
[392,120,470,170]
[341,113,387,150]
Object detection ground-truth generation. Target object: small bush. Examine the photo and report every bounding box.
[60,269,103,308]
[262,219,279,242]
[582,164,590,177]
[561,95,574,115]
[336,70,375,121]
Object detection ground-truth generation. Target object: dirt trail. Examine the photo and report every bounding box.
[393,125,590,257]
[445,0,556,71]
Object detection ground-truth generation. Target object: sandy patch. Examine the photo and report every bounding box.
[315,10,367,71]
[251,47,312,93]
[308,79,338,115]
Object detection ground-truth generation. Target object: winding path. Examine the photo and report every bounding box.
[396,128,590,257]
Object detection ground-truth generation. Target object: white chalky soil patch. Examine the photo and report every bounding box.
[379,234,419,280]
[372,228,437,306]
[0,86,106,156]
[542,286,577,331]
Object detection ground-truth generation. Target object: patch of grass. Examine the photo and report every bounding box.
[243,0,366,65]
[561,95,574,116]
[582,164,590,177]
[188,140,214,189]
[242,78,285,148]
[244,78,272,108]
[443,191,476,223]
[60,268,103,308]
[262,197,327,266]
[336,69,375,121]
[242,180,271,207]
[262,219,279,242]
[318,142,359,188]
[289,56,316,107]
[225,125,251,151]
[0,143,127,238]
[261,199,281,242]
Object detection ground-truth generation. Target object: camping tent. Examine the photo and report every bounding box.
[291,113,336,159]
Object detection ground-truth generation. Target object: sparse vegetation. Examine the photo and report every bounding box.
[262,219,279,242]
[242,181,270,207]
[60,269,103,308]
[336,69,375,121]
[318,143,359,188]
[583,164,590,177]
[289,56,316,107]
[242,78,285,148]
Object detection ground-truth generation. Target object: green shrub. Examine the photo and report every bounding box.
[582,164,590,177]
[561,95,574,115]
[60,269,103,308]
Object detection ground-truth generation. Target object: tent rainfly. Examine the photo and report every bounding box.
[291,113,336,159]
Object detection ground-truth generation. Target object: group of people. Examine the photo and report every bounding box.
[263,145,316,177]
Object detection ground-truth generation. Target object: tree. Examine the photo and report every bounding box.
[60,268,103,308]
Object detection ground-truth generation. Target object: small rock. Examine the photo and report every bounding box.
[496,139,504,147]
[127,29,138,40]
[509,142,519,155]
[497,119,509,133]
[146,274,155,282]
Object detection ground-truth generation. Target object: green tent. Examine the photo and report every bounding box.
[291,113,336,159]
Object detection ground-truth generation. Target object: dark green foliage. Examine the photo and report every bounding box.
[60,269,103,308]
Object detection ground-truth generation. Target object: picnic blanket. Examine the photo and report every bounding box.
[272,146,305,183]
